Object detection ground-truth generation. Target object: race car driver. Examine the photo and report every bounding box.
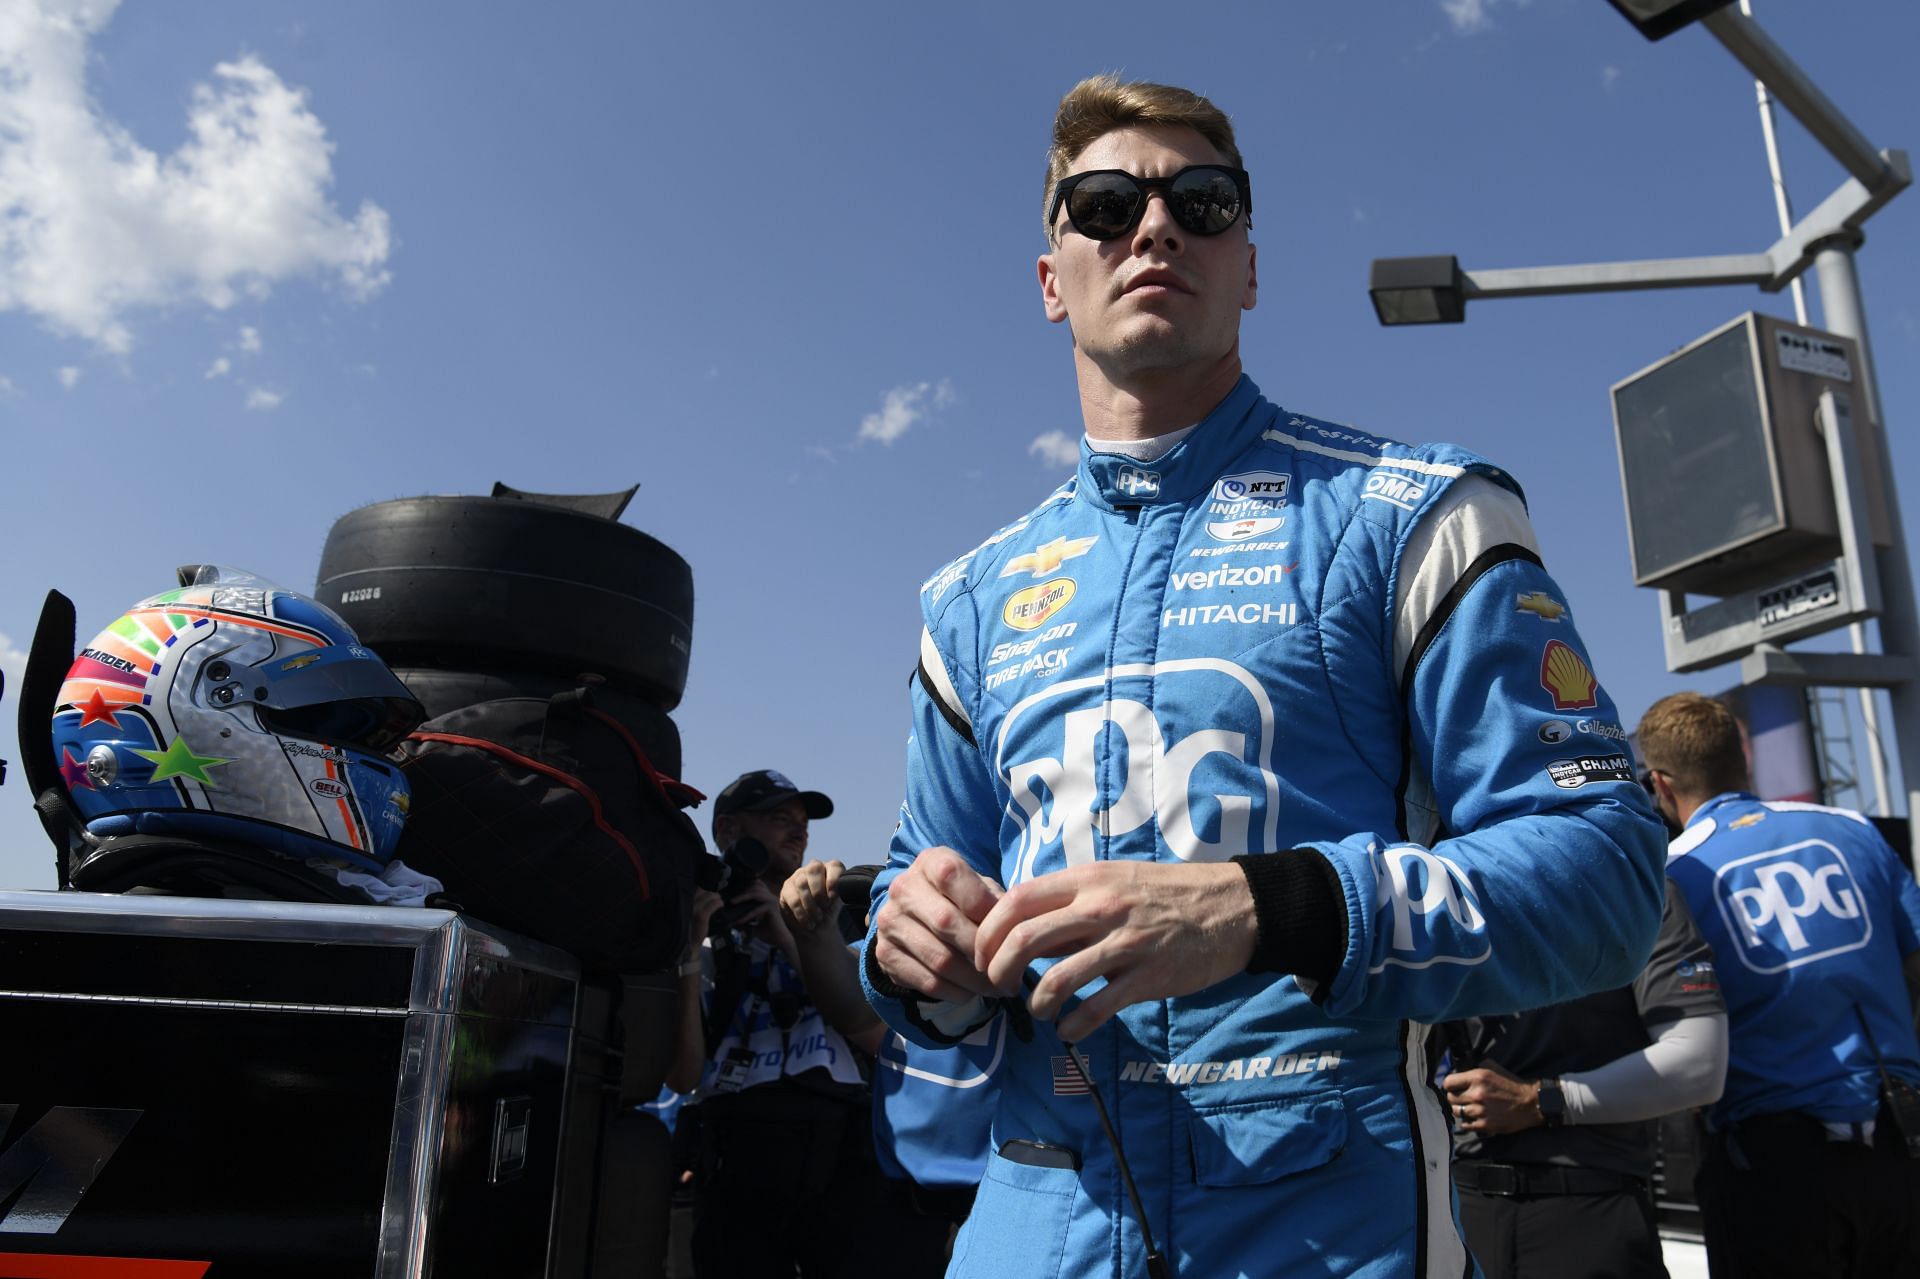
[859,74,1668,1278]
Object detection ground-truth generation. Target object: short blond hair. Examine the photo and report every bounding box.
[1636,692,1749,800]
[1044,75,1242,242]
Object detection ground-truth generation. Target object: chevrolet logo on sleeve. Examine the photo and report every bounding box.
[1002,536,1098,580]
[1515,592,1567,622]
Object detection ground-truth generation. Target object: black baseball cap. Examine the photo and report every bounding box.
[712,770,833,831]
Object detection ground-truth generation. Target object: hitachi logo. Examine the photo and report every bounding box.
[1118,1050,1341,1086]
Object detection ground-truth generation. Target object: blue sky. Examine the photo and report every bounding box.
[2,0,1917,892]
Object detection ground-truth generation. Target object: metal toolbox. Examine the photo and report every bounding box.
[0,890,589,1278]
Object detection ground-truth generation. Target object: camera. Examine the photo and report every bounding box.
[695,835,772,936]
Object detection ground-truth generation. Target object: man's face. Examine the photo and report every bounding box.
[730,798,810,882]
[1037,124,1258,381]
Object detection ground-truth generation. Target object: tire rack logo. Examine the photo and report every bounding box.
[1757,570,1839,631]
[1206,470,1290,542]
[1712,839,1871,973]
[1003,579,1077,632]
[1116,466,1161,499]
[995,660,1281,883]
[1540,640,1598,712]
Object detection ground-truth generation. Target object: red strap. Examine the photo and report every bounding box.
[0,1256,211,1279]
[580,707,706,809]
[408,730,651,898]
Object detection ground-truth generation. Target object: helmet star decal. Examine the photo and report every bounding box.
[59,747,94,792]
[1001,535,1099,580]
[77,688,125,727]
[131,736,232,786]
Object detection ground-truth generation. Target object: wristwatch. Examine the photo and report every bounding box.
[1535,1077,1567,1128]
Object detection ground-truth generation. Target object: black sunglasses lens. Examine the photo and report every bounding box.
[1066,173,1144,239]
[1168,169,1242,235]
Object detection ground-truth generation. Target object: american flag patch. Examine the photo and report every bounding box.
[1052,1055,1090,1096]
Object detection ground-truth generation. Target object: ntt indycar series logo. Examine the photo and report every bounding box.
[1712,839,1871,973]
[1206,470,1290,542]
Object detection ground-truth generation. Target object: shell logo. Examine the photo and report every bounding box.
[1540,640,1598,711]
[1004,578,1077,632]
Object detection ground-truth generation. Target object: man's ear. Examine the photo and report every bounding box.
[713,815,738,850]
[1038,252,1070,324]
[1243,241,1258,312]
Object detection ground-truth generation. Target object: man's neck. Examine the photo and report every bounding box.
[1073,348,1244,441]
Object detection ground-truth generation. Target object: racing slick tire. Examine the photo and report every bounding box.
[317,495,694,710]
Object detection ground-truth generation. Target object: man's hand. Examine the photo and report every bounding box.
[1442,1060,1543,1135]
[688,888,724,946]
[973,861,1258,1043]
[781,859,846,938]
[870,847,1005,1003]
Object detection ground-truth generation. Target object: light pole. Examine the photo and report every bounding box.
[1369,3,1918,850]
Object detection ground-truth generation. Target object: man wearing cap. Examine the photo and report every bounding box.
[664,770,883,1279]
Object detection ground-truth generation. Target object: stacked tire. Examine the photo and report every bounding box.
[316,486,703,969]
[316,488,694,711]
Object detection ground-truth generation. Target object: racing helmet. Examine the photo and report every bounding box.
[51,566,424,873]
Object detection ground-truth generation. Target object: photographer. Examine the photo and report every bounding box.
[663,770,880,1279]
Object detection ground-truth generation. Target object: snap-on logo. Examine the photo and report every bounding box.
[1712,839,1871,973]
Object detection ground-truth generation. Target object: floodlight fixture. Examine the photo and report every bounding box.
[1604,0,1737,42]
[1367,256,1465,326]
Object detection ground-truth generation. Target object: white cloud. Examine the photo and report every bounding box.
[237,325,262,353]
[56,365,79,389]
[0,374,15,395]
[245,387,283,410]
[0,1,392,353]
[0,632,27,708]
[1602,65,1623,92]
[1028,430,1079,467]
[1441,0,1531,34]
[858,378,955,445]
[205,356,231,379]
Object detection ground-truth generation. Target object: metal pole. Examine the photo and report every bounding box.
[1738,0,1891,815]
[1741,0,1809,325]
[1812,240,1920,849]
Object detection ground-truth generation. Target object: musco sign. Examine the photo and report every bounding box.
[1757,570,1840,631]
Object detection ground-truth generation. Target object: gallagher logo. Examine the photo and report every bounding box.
[1712,839,1871,973]
[1002,579,1077,632]
[995,660,1281,879]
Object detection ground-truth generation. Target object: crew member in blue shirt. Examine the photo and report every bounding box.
[1638,691,1920,1278]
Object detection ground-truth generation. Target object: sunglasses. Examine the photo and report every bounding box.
[1048,164,1252,241]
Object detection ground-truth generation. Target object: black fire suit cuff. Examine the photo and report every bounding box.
[1232,851,1347,986]
[863,935,914,1000]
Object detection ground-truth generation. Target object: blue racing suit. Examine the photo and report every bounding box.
[860,376,1666,1279]
[1665,793,1920,1128]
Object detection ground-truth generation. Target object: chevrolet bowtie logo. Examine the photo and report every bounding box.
[1002,536,1098,579]
[1515,591,1567,622]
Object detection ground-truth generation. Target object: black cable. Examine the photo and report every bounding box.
[1064,1043,1169,1279]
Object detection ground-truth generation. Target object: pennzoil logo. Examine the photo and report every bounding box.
[1002,536,1097,580]
[1004,579,1076,631]
[1540,640,1598,711]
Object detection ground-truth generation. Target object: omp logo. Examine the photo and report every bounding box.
[1713,840,1871,972]
[1362,472,1428,511]
[995,661,1281,883]
[0,1104,142,1234]
[1370,846,1490,970]
[1115,466,1161,499]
